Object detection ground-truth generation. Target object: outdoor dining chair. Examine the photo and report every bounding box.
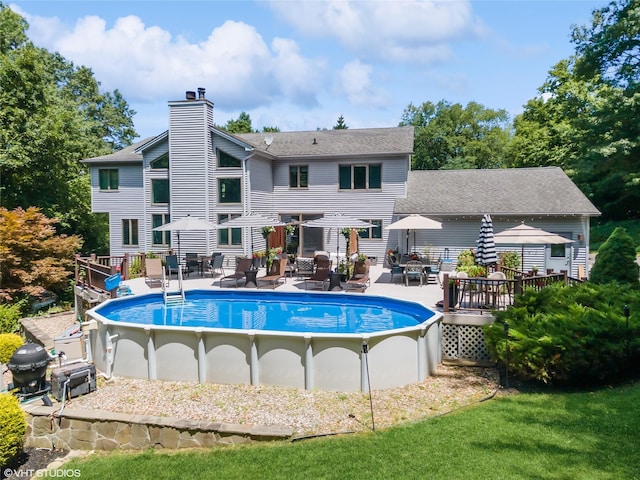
[403,260,424,286]
[208,254,225,278]
[165,255,180,278]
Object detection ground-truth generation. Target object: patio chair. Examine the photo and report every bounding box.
[208,254,225,278]
[387,254,403,283]
[220,257,253,288]
[345,259,371,292]
[403,260,424,286]
[165,254,180,278]
[304,258,331,290]
[184,253,200,277]
[257,258,288,289]
[295,257,315,278]
[145,258,165,288]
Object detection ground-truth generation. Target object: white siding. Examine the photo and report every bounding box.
[90,164,145,257]
[391,216,588,278]
[167,100,215,256]
[263,155,408,260]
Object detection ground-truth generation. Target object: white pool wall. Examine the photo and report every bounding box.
[87,297,442,392]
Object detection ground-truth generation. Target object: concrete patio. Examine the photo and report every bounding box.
[124,263,446,311]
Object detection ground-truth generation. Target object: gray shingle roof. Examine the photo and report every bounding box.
[236,126,414,157]
[81,137,155,164]
[395,167,600,216]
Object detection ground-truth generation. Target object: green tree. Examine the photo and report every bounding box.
[589,226,639,285]
[399,100,511,170]
[333,114,348,129]
[0,207,83,303]
[509,0,640,220]
[220,111,255,133]
[0,4,136,253]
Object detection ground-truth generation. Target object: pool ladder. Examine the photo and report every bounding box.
[163,267,186,304]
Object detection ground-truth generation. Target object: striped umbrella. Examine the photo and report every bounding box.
[476,214,498,266]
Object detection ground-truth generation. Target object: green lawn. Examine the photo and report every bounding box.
[66,382,640,479]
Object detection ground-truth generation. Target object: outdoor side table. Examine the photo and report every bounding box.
[244,270,258,288]
[328,272,343,291]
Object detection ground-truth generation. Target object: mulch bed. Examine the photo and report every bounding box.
[2,448,68,479]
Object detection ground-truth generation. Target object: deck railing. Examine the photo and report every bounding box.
[442,271,573,313]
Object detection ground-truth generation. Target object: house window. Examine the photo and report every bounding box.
[359,219,382,239]
[339,164,381,190]
[218,149,241,168]
[99,169,118,191]
[151,179,169,204]
[218,214,242,246]
[289,165,308,188]
[152,214,171,246]
[150,153,169,169]
[550,244,566,257]
[122,219,138,246]
[218,178,241,203]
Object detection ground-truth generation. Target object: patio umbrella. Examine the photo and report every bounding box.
[385,214,442,253]
[475,214,498,267]
[152,214,217,259]
[494,222,573,272]
[222,213,284,254]
[302,214,374,261]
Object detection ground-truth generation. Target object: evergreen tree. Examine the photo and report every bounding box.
[589,226,639,285]
[333,115,348,129]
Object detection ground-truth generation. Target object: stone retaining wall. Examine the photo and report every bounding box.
[22,404,293,451]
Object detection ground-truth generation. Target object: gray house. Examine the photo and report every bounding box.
[391,168,601,276]
[83,89,599,277]
[83,89,412,263]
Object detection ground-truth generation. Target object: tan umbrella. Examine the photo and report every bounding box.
[385,214,442,252]
[222,213,284,254]
[303,214,374,260]
[152,214,217,259]
[494,222,573,271]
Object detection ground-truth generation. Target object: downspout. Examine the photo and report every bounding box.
[242,149,256,257]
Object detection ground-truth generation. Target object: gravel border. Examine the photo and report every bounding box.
[15,312,505,437]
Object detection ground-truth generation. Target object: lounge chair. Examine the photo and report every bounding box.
[145,258,165,288]
[257,258,288,289]
[304,258,331,290]
[220,257,254,288]
[345,259,371,292]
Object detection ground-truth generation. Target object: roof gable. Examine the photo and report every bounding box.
[81,136,155,165]
[395,167,600,216]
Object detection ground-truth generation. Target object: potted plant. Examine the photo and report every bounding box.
[252,250,266,268]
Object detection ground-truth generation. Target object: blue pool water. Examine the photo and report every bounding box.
[95,290,435,334]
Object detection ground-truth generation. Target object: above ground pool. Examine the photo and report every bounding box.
[87,290,442,392]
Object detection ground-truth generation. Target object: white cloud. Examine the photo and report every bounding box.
[337,60,388,107]
[15,8,325,110]
[268,0,486,64]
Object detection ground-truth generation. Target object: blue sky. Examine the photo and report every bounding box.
[10,0,606,140]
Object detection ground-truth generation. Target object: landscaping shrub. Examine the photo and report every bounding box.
[498,250,520,270]
[0,301,26,334]
[589,226,639,285]
[485,282,640,386]
[0,394,27,468]
[0,333,23,364]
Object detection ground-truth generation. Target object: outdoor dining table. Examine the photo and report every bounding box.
[182,256,210,278]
